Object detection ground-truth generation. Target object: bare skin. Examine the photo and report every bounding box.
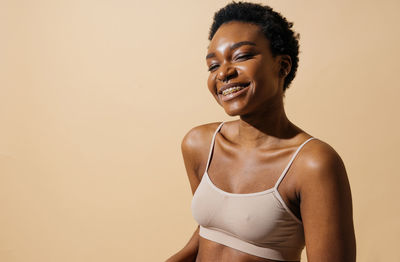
[166,21,356,262]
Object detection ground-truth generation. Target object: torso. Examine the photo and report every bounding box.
[196,238,291,262]
[194,120,313,262]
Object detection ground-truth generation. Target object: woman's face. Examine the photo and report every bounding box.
[206,21,286,116]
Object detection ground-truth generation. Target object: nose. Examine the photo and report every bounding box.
[217,62,237,82]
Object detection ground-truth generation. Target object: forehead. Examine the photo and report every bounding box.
[208,21,268,51]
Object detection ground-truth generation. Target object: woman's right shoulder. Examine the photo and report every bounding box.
[181,122,222,155]
[181,122,223,175]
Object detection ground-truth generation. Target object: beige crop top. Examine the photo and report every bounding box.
[191,122,316,261]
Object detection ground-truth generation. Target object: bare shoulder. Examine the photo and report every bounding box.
[181,122,223,180]
[294,137,353,218]
[181,122,223,158]
[296,138,356,261]
[181,122,221,154]
[296,138,347,183]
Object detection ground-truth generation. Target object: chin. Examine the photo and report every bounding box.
[222,105,248,117]
[224,110,239,117]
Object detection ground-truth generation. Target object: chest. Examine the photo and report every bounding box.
[205,143,297,194]
[192,172,303,245]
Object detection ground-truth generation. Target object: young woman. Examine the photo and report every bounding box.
[167,2,356,261]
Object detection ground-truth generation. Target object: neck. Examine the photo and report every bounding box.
[236,99,298,148]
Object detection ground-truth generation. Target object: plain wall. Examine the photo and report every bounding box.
[1,0,399,261]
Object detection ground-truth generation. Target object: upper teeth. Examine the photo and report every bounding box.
[222,86,245,96]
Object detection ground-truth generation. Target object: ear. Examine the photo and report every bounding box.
[278,55,292,78]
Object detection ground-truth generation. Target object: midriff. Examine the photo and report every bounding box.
[196,237,300,262]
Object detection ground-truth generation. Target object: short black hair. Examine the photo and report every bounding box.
[209,1,300,91]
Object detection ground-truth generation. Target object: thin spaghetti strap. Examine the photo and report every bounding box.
[205,122,225,173]
[274,137,317,189]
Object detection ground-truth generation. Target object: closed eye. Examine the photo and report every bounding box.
[208,64,219,72]
[234,53,254,61]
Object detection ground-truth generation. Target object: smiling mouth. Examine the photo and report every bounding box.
[219,82,250,96]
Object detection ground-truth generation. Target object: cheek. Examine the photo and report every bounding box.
[253,61,277,86]
[207,73,222,106]
[238,60,264,81]
[252,60,268,78]
[207,73,217,94]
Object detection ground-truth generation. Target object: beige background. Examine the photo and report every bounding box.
[1,0,399,261]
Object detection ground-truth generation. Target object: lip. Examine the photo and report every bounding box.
[218,82,251,95]
[219,83,251,102]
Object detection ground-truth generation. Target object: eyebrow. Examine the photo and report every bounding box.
[206,41,256,59]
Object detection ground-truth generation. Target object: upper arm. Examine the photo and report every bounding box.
[299,142,356,262]
[181,124,214,195]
